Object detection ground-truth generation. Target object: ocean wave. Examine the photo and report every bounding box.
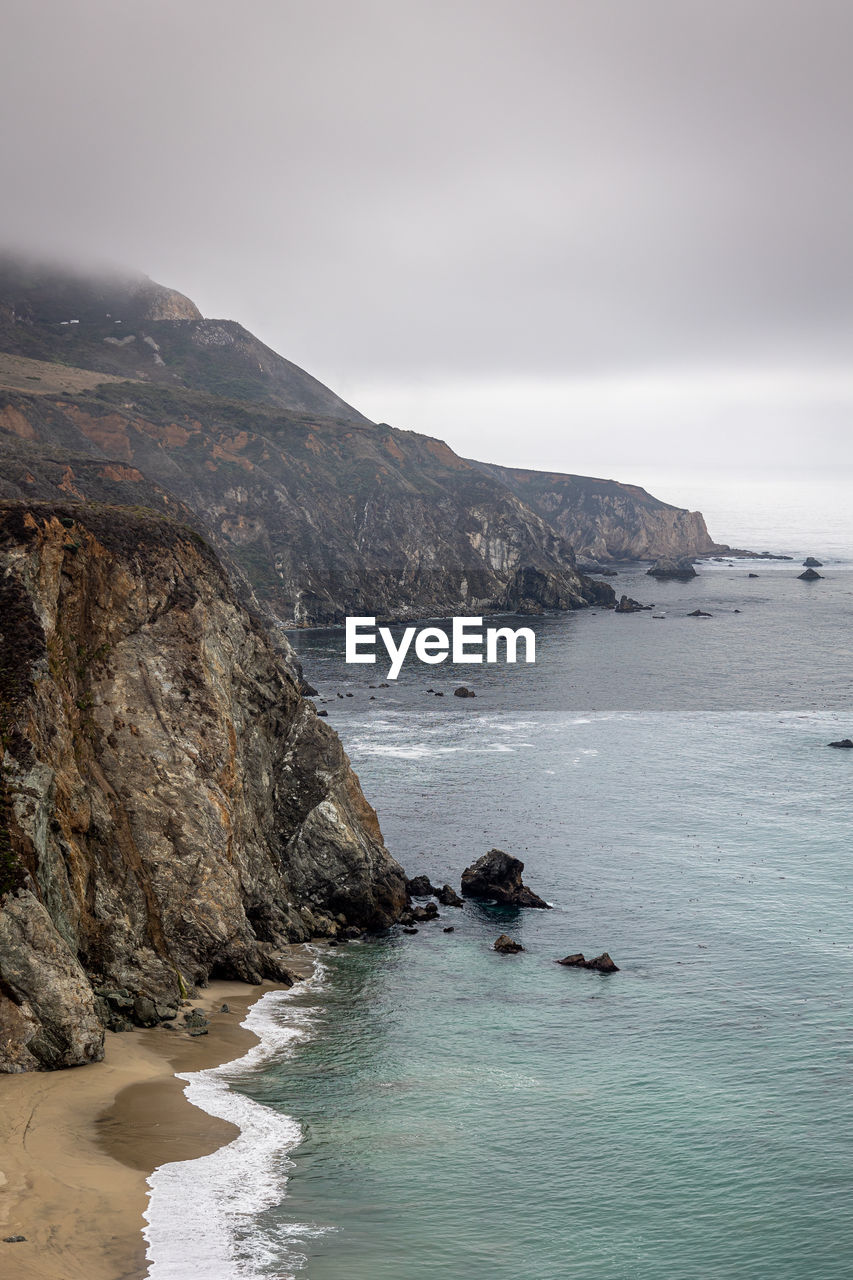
[143,963,330,1280]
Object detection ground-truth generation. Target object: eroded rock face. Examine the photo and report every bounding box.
[472,464,722,563]
[0,502,407,1071]
[460,849,551,909]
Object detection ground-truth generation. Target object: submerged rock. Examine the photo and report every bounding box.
[494,934,524,954]
[461,849,551,909]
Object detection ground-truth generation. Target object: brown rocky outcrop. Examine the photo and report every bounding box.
[0,501,407,1071]
[471,463,722,563]
[461,849,551,908]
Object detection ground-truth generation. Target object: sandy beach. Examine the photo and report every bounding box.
[0,955,315,1280]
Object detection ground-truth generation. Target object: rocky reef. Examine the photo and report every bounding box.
[0,501,406,1071]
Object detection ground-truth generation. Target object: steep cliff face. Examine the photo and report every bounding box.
[474,464,723,562]
[0,390,613,622]
[0,502,407,1071]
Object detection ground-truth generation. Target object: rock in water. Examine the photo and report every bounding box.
[556,951,619,972]
[436,883,464,907]
[494,934,524,953]
[461,849,551,908]
[688,609,712,617]
[406,875,439,897]
[646,557,697,580]
[453,686,476,698]
[614,594,645,613]
[803,557,823,567]
[798,568,823,580]
[828,739,853,748]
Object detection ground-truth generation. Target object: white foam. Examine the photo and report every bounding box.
[143,962,331,1279]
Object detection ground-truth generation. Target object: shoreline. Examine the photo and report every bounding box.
[0,953,315,1280]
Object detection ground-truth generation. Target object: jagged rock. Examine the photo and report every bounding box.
[0,891,103,1070]
[407,875,439,897]
[688,609,712,617]
[828,739,853,748]
[556,951,619,972]
[453,686,476,698]
[798,568,823,580]
[493,934,524,954]
[647,557,697,580]
[0,503,407,1072]
[803,557,823,567]
[443,926,455,933]
[461,849,551,909]
[436,883,464,907]
[220,1003,230,1013]
[614,594,644,613]
[183,1009,208,1029]
[299,679,318,696]
[132,996,159,1028]
[411,902,439,923]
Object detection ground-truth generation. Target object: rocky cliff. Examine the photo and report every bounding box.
[473,463,722,562]
[0,501,407,1071]
[0,388,614,623]
[0,258,736,623]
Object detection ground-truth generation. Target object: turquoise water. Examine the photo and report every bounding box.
[147,539,853,1279]
[236,557,853,1279]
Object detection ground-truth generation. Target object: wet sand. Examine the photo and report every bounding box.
[0,957,314,1280]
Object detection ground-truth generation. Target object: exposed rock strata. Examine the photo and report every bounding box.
[0,502,406,1071]
[472,462,722,562]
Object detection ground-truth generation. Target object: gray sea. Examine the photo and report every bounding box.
[144,478,853,1280]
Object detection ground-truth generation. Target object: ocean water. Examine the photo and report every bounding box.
[145,486,853,1280]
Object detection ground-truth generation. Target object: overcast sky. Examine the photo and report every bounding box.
[3,0,852,485]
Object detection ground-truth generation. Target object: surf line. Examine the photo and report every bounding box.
[345,615,535,680]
